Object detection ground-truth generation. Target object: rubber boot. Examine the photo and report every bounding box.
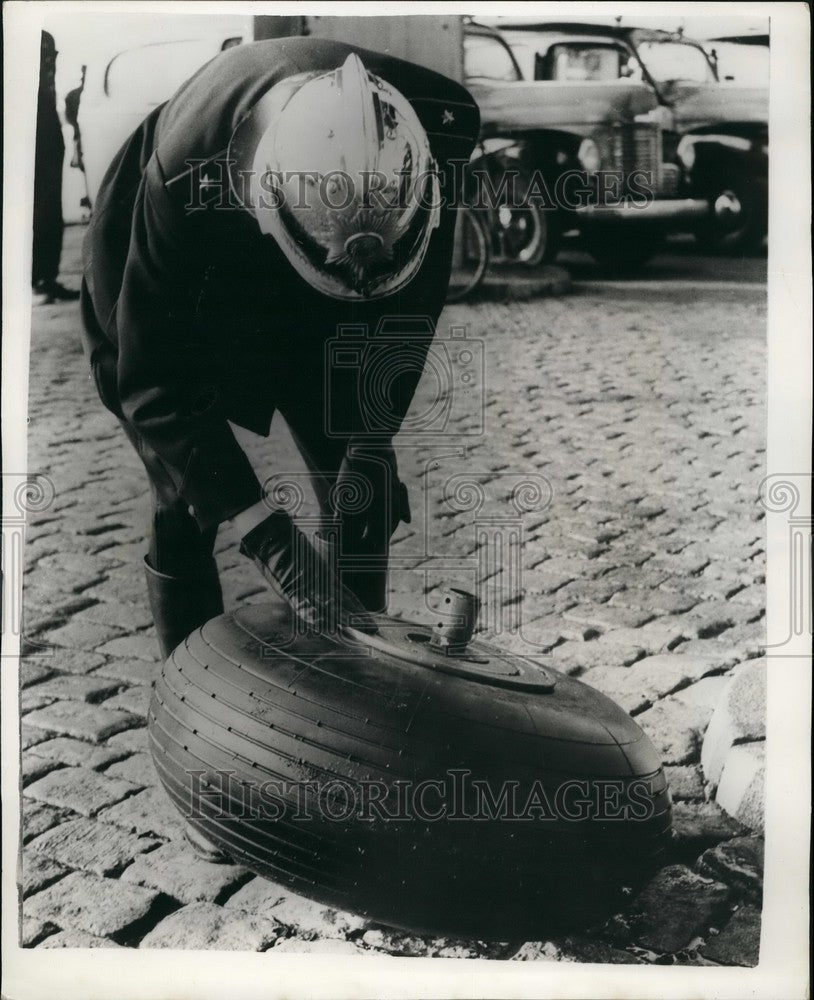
[143,556,224,659]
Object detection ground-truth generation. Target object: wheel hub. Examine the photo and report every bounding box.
[714,190,742,219]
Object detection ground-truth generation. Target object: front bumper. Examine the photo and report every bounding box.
[575,198,709,223]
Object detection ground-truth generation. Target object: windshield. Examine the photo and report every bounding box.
[707,42,769,86]
[547,43,629,81]
[464,34,522,82]
[502,31,643,84]
[636,40,716,84]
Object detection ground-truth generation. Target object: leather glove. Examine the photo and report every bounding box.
[239,509,377,634]
[332,440,411,554]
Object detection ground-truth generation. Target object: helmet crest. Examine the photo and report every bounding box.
[228,52,440,300]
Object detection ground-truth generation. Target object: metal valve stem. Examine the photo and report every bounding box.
[430,588,480,651]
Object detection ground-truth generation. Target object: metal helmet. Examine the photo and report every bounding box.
[228,53,441,300]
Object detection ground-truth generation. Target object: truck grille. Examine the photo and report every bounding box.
[659,163,681,198]
[608,123,663,196]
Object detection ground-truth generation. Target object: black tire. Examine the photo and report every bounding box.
[471,151,559,268]
[446,207,490,303]
[148,601,672,940]
[489,200,559,267]
[583,225,662,273]
[695,170,768,254]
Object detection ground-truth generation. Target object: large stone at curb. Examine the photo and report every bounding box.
[701,904,761,966]
[702,659,766,787]
[672,675,730,718]
[628,864,730,953]
[695,837,763,901]
[139,901,280,950]
[716,742,765,833]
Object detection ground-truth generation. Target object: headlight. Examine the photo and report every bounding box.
[676,136,696,170]
[577,138,602,174]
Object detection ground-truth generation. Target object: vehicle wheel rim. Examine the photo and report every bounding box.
[714,190,743,223]
[500,208,546,264]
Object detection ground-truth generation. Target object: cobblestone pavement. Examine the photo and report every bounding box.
[18,225,766,963]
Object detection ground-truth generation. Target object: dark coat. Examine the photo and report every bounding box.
[81,37,479,531]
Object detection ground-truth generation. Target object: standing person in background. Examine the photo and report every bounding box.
[65,65,87,174]
[65,64,92,217]
[32,31,79,305]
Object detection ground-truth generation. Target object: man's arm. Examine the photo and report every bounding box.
[115,157,264,531]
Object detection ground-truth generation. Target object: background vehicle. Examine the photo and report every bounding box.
[498,21,769,253]
[462,27,556,268]
[627,26,768,253]
[703,34,770,85]
[464,20,706,271]
[77,33,245,202]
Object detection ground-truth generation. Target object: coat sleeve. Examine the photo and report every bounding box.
[116,156,264,531]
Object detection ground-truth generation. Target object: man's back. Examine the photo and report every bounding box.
[83,38,480,439]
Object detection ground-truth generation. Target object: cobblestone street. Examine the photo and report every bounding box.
[18,224,766,962]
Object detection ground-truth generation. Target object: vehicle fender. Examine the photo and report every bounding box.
[678,131,768,195]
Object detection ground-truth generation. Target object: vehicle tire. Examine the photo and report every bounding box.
[583,225,662,273]
[472,152,559,267]
[695,170,767,254]
[491,200,559,267]
[446,207,490,302]
[148,601,673,940]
